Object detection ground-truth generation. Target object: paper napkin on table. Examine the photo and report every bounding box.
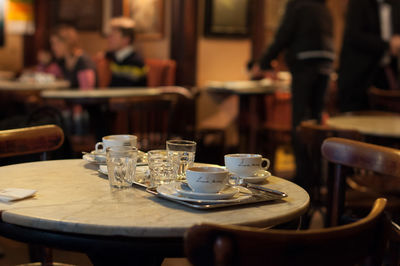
[0,188,37,202]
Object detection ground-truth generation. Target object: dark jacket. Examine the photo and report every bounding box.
[259,0,334,70]
[106,50,147,87]
[338,0,400,102]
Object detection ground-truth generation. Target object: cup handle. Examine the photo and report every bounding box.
[261,158,270,170]
[95,142,105,153]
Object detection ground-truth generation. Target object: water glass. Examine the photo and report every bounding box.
[166,140,196,180]
[106,146,138,189]
[148,150,177,187]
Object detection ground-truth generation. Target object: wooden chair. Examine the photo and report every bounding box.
[0,124,64,264]
[145,58,176,86]
[321,137,400,227]
[368,87,400,113]
[109,87,194,151]
[185,198,400,266]
[296,120,362,227]
[0,124,64,160]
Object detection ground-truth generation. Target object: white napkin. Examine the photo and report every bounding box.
[0,188,37,202]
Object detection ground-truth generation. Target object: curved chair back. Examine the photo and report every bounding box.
[322,137,400,226]
[185,198,397,266]
[0,124,64,159]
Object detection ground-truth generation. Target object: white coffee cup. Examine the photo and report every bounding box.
[186,166,229,193]
[224,154,270,177]
[95,135,137,153]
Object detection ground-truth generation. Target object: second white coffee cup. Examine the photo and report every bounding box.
[95,135,137,153]
[224,153,270,177]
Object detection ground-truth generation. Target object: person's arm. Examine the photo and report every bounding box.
[258,1,297,70]
[343,0,388,54]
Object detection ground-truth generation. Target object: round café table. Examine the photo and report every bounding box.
[326,114,400,138]
[0,159,309,265]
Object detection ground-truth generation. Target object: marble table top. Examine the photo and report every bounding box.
[0,80,70,91]
[41,86,192,100]
[0,159,309,238]
[327,115,400,138]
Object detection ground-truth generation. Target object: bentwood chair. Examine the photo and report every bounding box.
[0,124,64,264]
[368,87,400,113]
[109,87,194,151]
[296,120,363,227]
[185,198,400,266]
[321,138,400,227]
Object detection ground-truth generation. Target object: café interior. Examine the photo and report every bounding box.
[0,0,400,265]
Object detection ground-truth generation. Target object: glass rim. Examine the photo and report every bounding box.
[166,140,196,146]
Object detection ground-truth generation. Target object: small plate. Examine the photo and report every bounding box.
[98,165,149,178]
[175,183,239,200]
[242,170,271,184]
[156,182,252,204]
[83,150,148,165]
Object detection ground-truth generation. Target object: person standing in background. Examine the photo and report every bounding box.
[106,17,147,87]
[252,0,334,187]
[338,0,400,112]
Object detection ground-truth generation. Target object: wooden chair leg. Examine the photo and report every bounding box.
[28,244,53,265]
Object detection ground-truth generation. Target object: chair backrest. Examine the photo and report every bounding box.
[368,87,400,113]
[321,137,400,226]
[109,89,193,151]
[297,121,362,209]
[0,124,64,159]
[93,55,112,88]
[145,58,176,87]
[185,198,397,266]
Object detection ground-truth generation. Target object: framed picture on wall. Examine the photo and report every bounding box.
[204,0,251,38]
[51,0,102,31]
[126,0,164,40]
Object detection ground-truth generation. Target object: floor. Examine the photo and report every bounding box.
[0,146,312,266]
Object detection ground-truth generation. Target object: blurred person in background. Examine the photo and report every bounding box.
[105,17,147,87]
[50,25,97,135]
[338,0,400,112]
[251,0,334,188]
[50,24,97,89]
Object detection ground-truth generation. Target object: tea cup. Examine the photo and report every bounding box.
[224,154,270,177]
[95,134,137,153]
[186,166,229,193]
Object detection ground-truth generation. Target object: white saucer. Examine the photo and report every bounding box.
[156,182,252,204]
[175,183,239,200]
[83,150,148,165]
[98,165,149,178]
[242,170,271,183]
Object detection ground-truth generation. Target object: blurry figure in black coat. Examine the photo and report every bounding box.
[252,0,334,187]
[338,0,400,112]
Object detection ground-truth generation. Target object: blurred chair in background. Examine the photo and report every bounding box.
[368,87,400,113]
[145,58,176,87]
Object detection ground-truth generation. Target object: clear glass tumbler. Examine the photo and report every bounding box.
[148,150,177,187]
[166,140,196,180]
[106,146,138,189]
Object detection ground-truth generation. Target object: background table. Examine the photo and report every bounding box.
[0,159,309,264]
[204,79,290,153]
[327,114,400,138]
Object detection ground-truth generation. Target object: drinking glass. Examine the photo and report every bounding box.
[148,150,177,187]
[106,146,138,189]
[166,140,196,180]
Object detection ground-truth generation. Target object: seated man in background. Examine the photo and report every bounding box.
[106,17,147,87]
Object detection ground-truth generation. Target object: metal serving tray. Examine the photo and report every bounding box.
[145,186,287,210]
